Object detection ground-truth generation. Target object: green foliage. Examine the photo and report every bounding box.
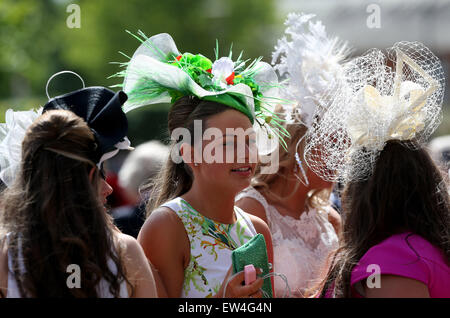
[0,0,277,144]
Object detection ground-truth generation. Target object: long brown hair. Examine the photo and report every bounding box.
[145,96,230,215]
[0,110,131,297]
[319,139,450,297]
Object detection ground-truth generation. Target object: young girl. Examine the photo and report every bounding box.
[115,32,281,297]
[0,85,157,297]
[236,13,349,297]
[304,42,450,297]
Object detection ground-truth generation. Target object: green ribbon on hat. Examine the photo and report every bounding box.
[201,92,254,124]
[110,30,290,152]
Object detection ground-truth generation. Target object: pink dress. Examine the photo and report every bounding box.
[351,232,449,297]
[325,232,449,297]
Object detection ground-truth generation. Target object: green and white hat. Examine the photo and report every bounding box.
[112,31,290,154]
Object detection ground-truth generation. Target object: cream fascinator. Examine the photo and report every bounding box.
[304,41,445,182]
[271,13,351,184]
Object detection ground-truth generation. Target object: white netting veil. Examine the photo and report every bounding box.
[270,12,352,185]
[304,41,445,183]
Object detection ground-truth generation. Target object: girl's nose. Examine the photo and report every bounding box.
[101,179,113,198]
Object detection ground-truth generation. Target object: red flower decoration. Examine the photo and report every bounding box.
[206,68,212,73]
[226,72,235,85]
[176,55,182,61]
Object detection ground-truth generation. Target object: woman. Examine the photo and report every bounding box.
[236,13,348,297]
[115,32,281,297]
[0,109,157,297]
[236,116,340,297]
[305,42,450,297]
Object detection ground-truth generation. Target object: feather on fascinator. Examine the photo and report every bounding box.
[0,108,42,187]
[271,12,351,185]
[304,41,445,183]
[272,12,351,127]
[0,71,133,187]
[111,31,290,154]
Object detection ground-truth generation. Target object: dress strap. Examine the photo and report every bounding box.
[160,197,183,213]
[234,206,258,237]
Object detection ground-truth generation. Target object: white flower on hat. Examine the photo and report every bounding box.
[211,57,235,89]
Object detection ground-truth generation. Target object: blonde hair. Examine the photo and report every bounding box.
[251,106,330,211]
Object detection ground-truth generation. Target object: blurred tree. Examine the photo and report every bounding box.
[0,0,65,98]
[0,0,277,143]
[58,0,277,87]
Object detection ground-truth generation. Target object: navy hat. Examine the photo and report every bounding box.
[43,87,130,164]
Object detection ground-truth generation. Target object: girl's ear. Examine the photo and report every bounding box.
[88,166,96,182]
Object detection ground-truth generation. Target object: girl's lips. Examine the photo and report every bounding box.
[231,166,253,177]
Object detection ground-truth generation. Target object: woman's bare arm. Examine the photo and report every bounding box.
[137,207,190,297]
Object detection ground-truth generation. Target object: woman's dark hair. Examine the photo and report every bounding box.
[0,110,131,297]
[145,96,231,215]
[318,139,450,297]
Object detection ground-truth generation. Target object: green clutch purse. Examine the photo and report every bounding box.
[231,233,273,298]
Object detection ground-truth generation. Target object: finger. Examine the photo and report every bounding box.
[219,267,239,298]
[229,271,245,285]
[239,277,264,296]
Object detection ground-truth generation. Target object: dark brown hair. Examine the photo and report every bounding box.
[145,96,231,215]
[319,139,450,297]
[0,110,131,297]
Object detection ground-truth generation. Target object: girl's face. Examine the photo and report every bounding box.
[189,109,258,195]
[89,167,113,211]
[301,133,337,189]
[306,164,333,190]
[98,177,113,211]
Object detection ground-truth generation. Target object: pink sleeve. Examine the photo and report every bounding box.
[351,235,430,290]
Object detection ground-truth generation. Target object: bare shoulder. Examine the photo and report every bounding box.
[136,206,189,297]
[114,232,148,276]
[138,206,189,250]
[139,207,186,237]
[364,275,430,298]
[246,213,271,238]
[236,196,268,225]
[326,206,342,235]
[115,232,143,259]
[137,206,190,270]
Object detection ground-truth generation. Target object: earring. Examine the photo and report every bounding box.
[293,136,310,186]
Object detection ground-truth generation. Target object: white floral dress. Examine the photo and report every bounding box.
[162,197,257,298]
[236,187,338,297]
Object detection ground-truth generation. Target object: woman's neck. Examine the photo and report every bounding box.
[181,181,237,224]
[268,178,308,218]
[266,175,308,219]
